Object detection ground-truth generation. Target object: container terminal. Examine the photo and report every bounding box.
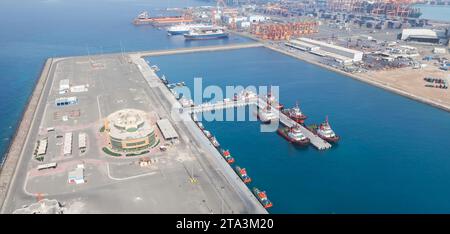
[133,0,449,111]
[1,0,450,214]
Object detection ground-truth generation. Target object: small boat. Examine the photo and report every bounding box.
[282,101,307,124]
[315,116,340,143]
[277,125,310,146]
[202,130,212,139]
[191,113,198,122]
[210,136,220,148]
[160,75,168,85]
[253,187,273,209]
[234,166,251,184]
[150,65,160,72]
[220,149,235,164]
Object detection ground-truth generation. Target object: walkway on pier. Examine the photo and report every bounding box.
[131,42,263,58]
[184,97,332,150]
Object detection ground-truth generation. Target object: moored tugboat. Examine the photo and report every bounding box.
[253,187,273,209]
[220,149,235,164]
[277,125,310,146]
[160,75,168,85]
[210,136,220,148]
[282,101,307,124]
[202,129,212,138]
[316,116,340,143]
[234,166,251,184]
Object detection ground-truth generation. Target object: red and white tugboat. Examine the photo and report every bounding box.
[277,125,310,146]
[265,90,284,110]
[235,166,251,184]
[316,116,340,143]
[220,149,235,164]
[253,187,273,209]
[282,101,307,124]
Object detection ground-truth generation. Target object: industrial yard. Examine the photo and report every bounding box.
[1,0,450,215]
[0,45,268,214]
[128,0,449,110]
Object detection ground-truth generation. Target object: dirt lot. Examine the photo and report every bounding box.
[362,65,449,108]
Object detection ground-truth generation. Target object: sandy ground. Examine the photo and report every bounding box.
[362,65,450,108]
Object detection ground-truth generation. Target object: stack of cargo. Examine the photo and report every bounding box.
[250,22,318,41]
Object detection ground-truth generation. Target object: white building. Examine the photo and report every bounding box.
[68,165,84,184]
[400,29,440,43]
[70,85,88,93]
[239,21,251,28]
[434,47,447,54]
[248,15,268,23]
[296,38,364,63]
[286,39,320,52]
[55,96,78,107]
[63,132,72,156]
[78,132,87,150]
[59,79,70,94]
[36,138,48,156]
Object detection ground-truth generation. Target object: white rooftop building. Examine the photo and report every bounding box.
[290,38,364,64]
[156,119,179,140]
[63,132,72,156]
[400,29,438,41]
[68,165,85,184]
[59,79,70,93]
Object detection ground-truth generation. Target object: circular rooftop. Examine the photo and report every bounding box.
[112,109,146,132]
[106,109,154,140]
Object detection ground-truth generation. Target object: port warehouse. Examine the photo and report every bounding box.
[55,96,78,107]
[399,28,448,44]
[63,132,72,156]
[286,37,364,64]
[156,119,179,141]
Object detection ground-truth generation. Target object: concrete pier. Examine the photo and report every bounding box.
[132,56,268,214]
[184,97,332,150]
[130,42,263,58]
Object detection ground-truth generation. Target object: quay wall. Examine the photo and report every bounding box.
[230,30,450,113]
[0,58,53,209]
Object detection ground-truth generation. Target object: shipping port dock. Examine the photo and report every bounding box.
[0,43,270,214]
[183,96,332,150]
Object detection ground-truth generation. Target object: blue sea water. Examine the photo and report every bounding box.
[0,0,251,161]
[416,4,450,22]
[150,48,450,214]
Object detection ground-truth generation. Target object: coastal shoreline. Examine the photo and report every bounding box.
[265,44,450,112]
[1,34,448,210]
[230,30,450,113]
[0,58,53,210]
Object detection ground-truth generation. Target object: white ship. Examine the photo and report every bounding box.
[167,24,213,35]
